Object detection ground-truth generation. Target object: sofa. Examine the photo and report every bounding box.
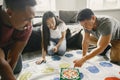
[23,10,83,53]
[59,10,83,49]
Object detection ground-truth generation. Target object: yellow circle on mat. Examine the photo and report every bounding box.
[41,67,54,73]
[19,71,32,80]
[59,63,70,68]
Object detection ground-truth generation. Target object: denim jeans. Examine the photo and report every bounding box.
[47,38,66,56]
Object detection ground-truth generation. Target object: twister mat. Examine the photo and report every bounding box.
[17,50,120,80]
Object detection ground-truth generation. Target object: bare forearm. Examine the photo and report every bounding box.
[83,47,105,61]
[8,49,22,70]
[56,38,64,48]
[82,41,89,56]
[8,41,26,70]
[0,59,16,80]
[9,54,19,70]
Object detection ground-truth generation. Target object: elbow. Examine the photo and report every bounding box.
[96,46,107,54]
[0,58,6,68]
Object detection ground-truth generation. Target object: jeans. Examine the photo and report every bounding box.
[47,38,66,56]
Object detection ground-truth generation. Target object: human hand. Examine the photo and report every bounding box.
[35,57,46,64]
[73,58,86,67]
[53,46,58,52]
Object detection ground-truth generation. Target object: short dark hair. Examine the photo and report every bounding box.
[3,0,36,11]
[77,8,94,22]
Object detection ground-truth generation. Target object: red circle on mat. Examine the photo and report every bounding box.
[105,77,120,80]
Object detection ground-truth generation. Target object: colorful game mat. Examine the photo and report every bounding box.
[17,50,120,80]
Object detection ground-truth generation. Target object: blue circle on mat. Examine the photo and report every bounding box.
[86,66,99,73]
[99,62,113,67]
[65,54,73,58]
[51,55,61,61]
[79,73,84,79]
[53,77,60,80]
[76,50,82,54]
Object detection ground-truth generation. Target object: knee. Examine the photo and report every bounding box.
[58,49,66,56]
[47,49,54,55]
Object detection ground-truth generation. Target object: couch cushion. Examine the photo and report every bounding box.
[23,27,42,53]
[59,10,78,24]
[66,23,83,37]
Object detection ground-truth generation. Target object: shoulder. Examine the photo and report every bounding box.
[58,22,66,26]
[96,16,113,35]
[97,16,114,29]
[97,15,117,25]
[55,23,67,32]
[97,16,111,23]
[58,22,67,29]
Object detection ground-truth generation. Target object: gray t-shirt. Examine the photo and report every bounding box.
[85,16,120,40]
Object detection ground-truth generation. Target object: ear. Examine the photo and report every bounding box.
[92,15,96,20]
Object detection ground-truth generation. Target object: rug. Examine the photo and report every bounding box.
[17,50,120,80]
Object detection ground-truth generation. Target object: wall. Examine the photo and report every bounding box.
[76,0,86,10]
[56,0,78,11]
[0,0,3,5]
[56,0,120,21]
[94,10,120,21]
[56,0,87,11]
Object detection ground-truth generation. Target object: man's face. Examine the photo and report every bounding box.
[8,6,35,30]
[80,17,95,31]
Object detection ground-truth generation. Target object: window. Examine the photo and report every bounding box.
[0,0,56,11]
[34,0,56,11]
[87,0,120,10]
[0,0,3,5]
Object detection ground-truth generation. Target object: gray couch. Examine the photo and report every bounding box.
[59,10,83,49]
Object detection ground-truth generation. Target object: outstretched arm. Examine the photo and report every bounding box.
[36,30,47,64]
[82,31,90,56]
[56,31,66,48]
[74,34,111,67]
[83,34,111,61]
[7,41,27,70]
[0,48,16,80]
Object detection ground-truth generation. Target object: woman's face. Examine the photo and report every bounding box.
[46,17,56,30]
